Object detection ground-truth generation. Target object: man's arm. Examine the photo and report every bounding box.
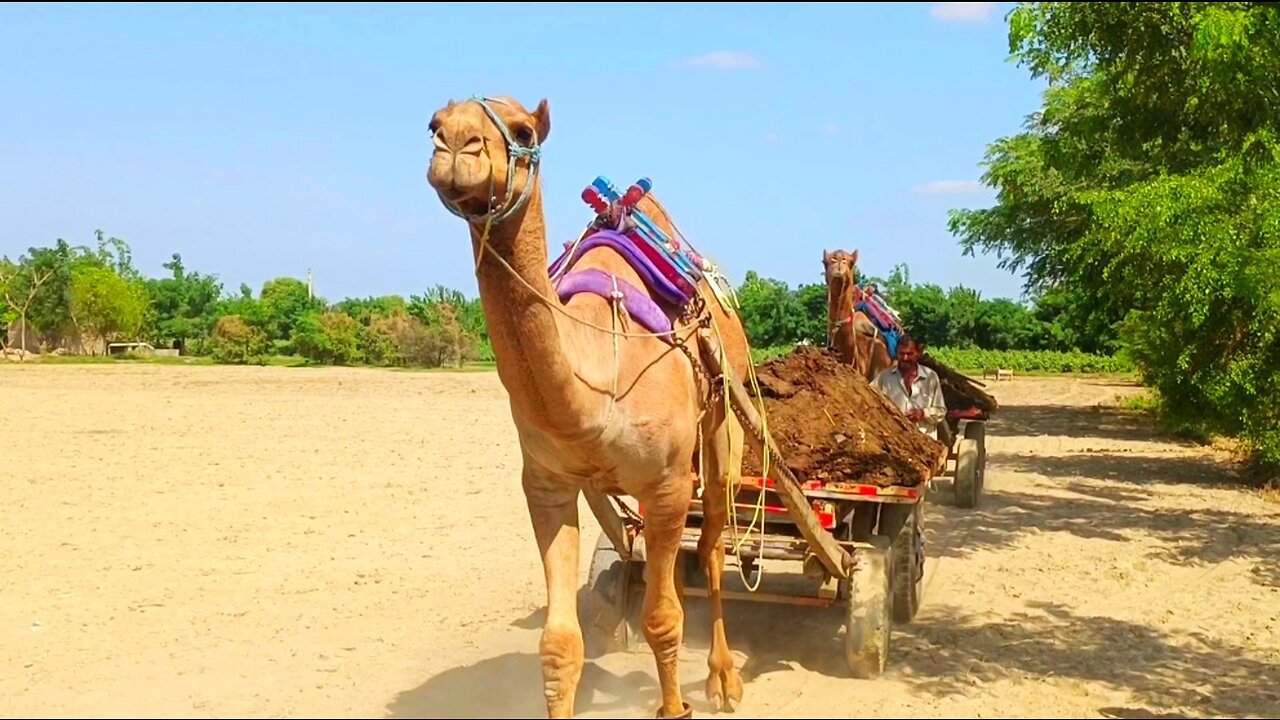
[924,371,947,423]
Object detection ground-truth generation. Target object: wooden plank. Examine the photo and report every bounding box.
[583,487,633,559]
[682,585,837,608]
[934,442,949,474]
[695,329,852,580]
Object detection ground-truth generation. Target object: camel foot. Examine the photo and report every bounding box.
[706,665,743,712]
[655,701,693,719]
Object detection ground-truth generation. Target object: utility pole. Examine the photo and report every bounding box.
[307,267,314,300]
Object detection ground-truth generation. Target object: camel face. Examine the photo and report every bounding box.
[823,248,859,286]
[426,96,551,219]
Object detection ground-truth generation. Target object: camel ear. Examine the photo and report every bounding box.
[850,250,859,266]
[532,98,551,144]
[823,249,832,264]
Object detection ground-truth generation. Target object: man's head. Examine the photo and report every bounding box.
[896,334,923,371]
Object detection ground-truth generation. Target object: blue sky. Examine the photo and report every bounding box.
[0,1,1045,304]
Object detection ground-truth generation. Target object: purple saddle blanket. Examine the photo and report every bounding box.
[548,229,698,339]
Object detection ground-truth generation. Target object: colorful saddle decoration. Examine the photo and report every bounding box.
[547,175,736,341]
[853,284,904,357]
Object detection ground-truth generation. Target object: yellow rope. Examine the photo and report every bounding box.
[703,309,769,592]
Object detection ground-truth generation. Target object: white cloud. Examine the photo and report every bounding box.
[675,50,763,70]
[930,2,996,22]
[913,179,987,195]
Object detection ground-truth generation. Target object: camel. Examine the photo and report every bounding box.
[823,249,893,382]
[424,94,753,719]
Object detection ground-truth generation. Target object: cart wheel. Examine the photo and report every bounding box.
[579,531,642,657]
[963,421,987,491]
[954,438,980,509]
[890,503,924,625]
[842,535,892,678]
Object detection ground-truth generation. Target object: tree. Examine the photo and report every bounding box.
[0,260,54,360]
[259,277,324,344]
[145,253,225,352]
[69,265,150,350]
[948,2,1280,466]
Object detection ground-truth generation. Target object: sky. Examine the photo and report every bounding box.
[0,1,1047,305]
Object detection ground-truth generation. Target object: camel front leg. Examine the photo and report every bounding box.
[640,478,694,719]
[523,471,585,719]
[697,406,745,711]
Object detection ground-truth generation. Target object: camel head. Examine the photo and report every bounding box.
[823,248,859,288]
[426,95,551,223]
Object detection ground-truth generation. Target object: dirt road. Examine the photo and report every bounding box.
[2,365,1277,718]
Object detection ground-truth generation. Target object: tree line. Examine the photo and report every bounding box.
[0,233,488,368]
[0,229,1124,372]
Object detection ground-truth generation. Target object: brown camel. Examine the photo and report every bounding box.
[425,95,753,719]
[823,249,892,381]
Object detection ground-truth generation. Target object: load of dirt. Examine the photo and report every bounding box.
[920,353,999,415]
[740,344,946,488]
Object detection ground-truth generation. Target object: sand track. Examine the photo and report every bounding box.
[2,365,1277,718]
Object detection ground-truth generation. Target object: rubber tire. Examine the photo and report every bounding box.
[890,503,923,625]
[843,535,892,678]
[963,421,987,492]
[954,438,980,509]
[579,531,642,658]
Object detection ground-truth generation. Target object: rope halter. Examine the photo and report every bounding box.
[430,95,543,227]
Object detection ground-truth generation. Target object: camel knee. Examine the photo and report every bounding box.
[642,596,684,658]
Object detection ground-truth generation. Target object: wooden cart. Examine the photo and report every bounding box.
[578,330,948,678]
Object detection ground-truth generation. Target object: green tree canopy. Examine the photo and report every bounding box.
[949,1,1280,467]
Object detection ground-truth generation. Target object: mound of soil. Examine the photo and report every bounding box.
[740,345,946,487]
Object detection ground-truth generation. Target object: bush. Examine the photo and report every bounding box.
[209,315,268,365]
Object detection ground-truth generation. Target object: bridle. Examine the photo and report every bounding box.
[430,95,543,226]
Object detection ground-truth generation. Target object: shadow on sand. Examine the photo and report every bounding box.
[385,380,1280,718]
[385,596,1280,719]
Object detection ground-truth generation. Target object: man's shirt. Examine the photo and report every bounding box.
[872,364,947,440]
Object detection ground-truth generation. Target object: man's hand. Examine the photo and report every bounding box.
[907,408,925,422]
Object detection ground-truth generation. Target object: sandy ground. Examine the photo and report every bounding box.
[2,364,1278,719]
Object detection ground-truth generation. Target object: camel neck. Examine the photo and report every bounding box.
[827,279,855,332]
[469,186,596,438]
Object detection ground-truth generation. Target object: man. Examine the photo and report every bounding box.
[872,334,947,441]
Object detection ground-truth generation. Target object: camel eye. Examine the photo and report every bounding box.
[514,126,535,145]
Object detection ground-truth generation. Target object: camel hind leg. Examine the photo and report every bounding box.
[696,399,746,710]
